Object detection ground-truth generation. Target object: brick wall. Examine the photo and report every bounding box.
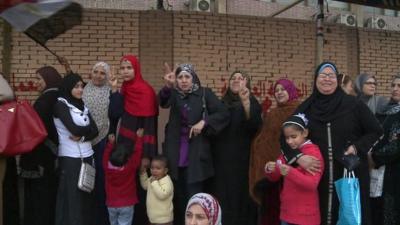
[1,9,400,106]
[139,11,173,90]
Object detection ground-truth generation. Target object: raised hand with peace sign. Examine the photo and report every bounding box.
[163,62,176,88]
[108,66,118,93]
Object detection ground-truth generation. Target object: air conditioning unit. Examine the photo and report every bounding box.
[191,0,211,12]
[365,17,388,30]
[336,14,357,27]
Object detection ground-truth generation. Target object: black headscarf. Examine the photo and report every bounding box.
[296,62,357,122]
[36,66,62,91]
[222,70,252,108]
[59,72,85,111]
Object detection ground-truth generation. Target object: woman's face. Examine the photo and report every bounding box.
[391,78,400,103]
[274,84,289,104]
[316,67,338,95]
[177,71,193,93]
[71,81,84,99]
[362,77,376,96]
[35,73,46,92]
[120,60,135,81]
[185,204,210,225]
[91,65,107,86]
[229,73,246,94]
[341,80,354,95]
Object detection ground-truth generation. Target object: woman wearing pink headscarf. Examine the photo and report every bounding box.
[185,193,222,225]
[249,78,300,225]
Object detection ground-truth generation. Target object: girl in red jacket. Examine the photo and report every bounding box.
[103,128,144,225]
[265,114,324,225]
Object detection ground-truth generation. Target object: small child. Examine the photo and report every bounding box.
[265,113,324,225]
[103,128,144,225]
[139,155,174,225]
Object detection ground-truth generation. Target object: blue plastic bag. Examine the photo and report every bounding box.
[334,169,361,225]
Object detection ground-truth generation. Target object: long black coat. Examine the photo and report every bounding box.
[372,109,400,225]
[20,89,59,174]
[284,98,383,225]
[160,87,229,183]
[212,96,262,225]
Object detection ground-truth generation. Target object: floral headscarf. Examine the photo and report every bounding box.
[186,193,222,225]
[83,61,111,145]
[175,63,201,96]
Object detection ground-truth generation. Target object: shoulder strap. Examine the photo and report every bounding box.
[202,88,207,119]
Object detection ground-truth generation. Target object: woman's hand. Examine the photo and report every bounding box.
[189,120,206,138]
[109,67,118,93]
[239,87,251,119]
[239,87,250,103]
[69,135,81,141]
[163,62,176,88]
[297,155,321,175]
[57,56,72,73]
[264,162,276,173]
[344,145,357,155]
[279,164,291,176]
[136,128,144,138]
[108,134,115,143]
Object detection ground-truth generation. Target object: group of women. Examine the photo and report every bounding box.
[1,57,400,225]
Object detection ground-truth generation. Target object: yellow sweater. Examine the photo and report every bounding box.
[139,173,174,224]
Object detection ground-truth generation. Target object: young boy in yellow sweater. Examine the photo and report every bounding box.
[140,155,174,225]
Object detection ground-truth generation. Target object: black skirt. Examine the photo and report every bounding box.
[55,156,95,225]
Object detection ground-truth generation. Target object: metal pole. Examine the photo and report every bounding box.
[315,0,324,66]
[269,0,304,17]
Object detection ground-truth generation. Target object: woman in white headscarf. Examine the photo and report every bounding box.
[82,61,112,225]
[185,193,222,225]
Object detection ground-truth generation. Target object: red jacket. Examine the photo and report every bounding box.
[103,137,143,207]
[266,141,324,225]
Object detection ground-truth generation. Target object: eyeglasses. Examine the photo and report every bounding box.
[318,73,337,80]
[364,82,377,86]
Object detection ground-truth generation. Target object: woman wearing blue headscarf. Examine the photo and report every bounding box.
[281,62,383,225]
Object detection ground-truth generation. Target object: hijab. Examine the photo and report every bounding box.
[36,66,62,91]
[382,75,400,115]
[222,70,252,108]
[354,73,388,114]
[120,55,158,117]
[83,62,111,145]
[274,78,299,105]
[186,193,222,225]
[296,62,357,122]
[175,63,201,97]
[59,72,85,111]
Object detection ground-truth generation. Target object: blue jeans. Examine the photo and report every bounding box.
[281,221,296,225]
[108,205,134,225]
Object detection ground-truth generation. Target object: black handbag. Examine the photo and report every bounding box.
[338,154,360,171]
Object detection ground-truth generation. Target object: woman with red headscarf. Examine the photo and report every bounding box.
[249,78,300,225]
[108,55,158,224]
[109,55,158,159]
